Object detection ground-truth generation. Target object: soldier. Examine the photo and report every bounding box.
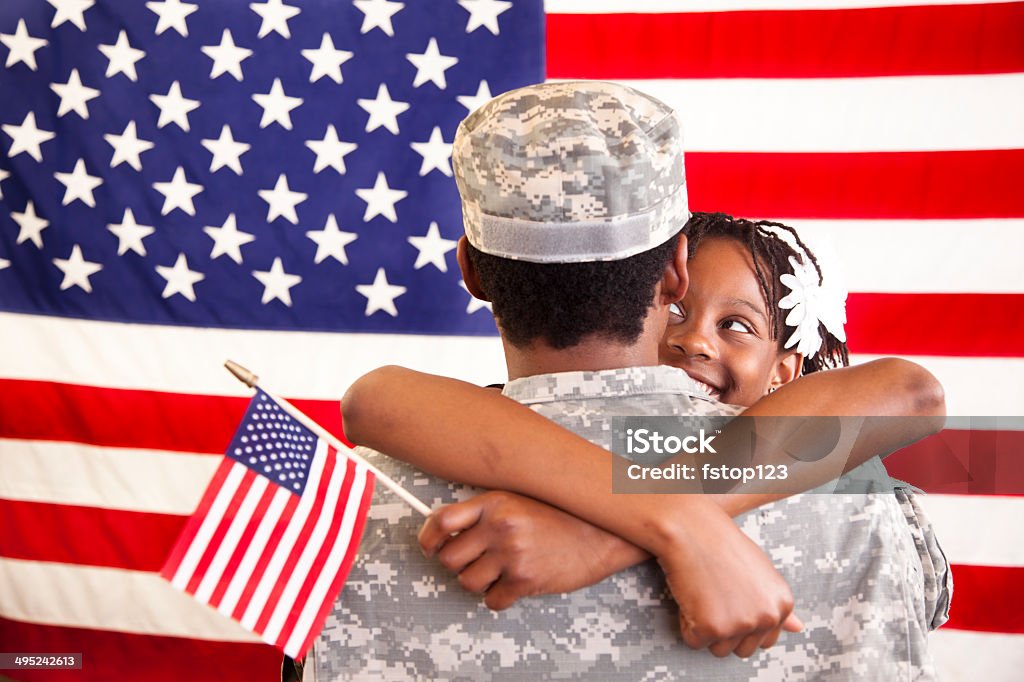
[317,82,949,680]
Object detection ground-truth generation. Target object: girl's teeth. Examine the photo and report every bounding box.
[694,381,721,399]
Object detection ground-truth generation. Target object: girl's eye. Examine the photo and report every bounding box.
[668,303,685,320]
[722,319,753,334]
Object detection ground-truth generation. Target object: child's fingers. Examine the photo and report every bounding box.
[418,501,485,557]
[679,612,797,655]
[436,524,490,573]
[733,632,767,658]
[482,580,521,612]
[456,556,502,595]
[759,615,802,651]
[707,636,744,658]
[759,627,782,650]
[680,623,709,651]
[678,615,712,651]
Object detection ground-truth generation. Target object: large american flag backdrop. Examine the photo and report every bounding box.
[0,1,1020,680]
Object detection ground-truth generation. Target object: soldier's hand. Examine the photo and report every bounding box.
[419,491,649,610]
[656,500,803,657]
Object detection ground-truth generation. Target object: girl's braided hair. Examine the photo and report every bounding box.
[684,212,849,375]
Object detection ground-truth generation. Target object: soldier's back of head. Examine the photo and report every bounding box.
[452,81,691,350]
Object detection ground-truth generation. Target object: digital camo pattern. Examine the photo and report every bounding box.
[314,366,944,681]
[453,81,688,263]
[894,486,954,631]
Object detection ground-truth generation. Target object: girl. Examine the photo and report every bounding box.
[338,213,950,671]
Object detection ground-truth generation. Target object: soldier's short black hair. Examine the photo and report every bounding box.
[466,233,681,349]
[684,212,849,374]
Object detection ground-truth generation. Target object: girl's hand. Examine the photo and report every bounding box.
[653,499,804,657]
[419,491,648,610]
[420,491,803,657]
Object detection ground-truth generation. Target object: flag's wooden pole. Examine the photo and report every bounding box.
[225,360,432,517]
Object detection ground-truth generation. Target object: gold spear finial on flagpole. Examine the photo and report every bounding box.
[224,360,259,388]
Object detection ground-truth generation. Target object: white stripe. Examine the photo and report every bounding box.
[171,463,247,590]
[3,313,1016,416]
[545,0,1018,13]
[613,76,1024,152]
[849,355,1024,417]
[194,475,270,603]
[0,439,216,515]
[943,416,1021,432]
[913,494,1024,567]
[928,630,1024,682]
[781,219,1024,293]
[0,557,260,642]
[262,449,348,645]
[1,311,505,398]
[285,466,369,657]
[240,440,328,630]
[217,486,292,617]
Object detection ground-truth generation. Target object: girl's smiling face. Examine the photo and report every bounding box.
[659,237,801,407]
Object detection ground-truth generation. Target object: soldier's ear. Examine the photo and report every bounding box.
[658,234,689,305]
[457,236,490,301]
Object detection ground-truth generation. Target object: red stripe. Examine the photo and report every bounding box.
[4,378,1023,499]
[296,470,376,658]
[231,490,300,622]
[184,468,257,595]
[0,616,281,682]
[846,293,1024,358]
[208,481,278,610]
[253,449,338,636]
[547,4,1024,78]
[0,378,347,452]
[944,564,1024,633]
[688,150,1024,219]
[277,455,357,651]
[885,429,1024,496]
[0,499,185,571]
[161,458,235,580]
[0,380,247,452]
[5,426,1015,577]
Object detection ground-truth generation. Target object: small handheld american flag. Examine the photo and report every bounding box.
[160,362,419,659]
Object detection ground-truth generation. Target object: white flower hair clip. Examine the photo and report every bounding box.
[778,255,848,358]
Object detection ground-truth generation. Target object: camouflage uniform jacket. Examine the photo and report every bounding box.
[313,365,951,681]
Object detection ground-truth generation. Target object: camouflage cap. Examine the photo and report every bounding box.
[452,80,688,263]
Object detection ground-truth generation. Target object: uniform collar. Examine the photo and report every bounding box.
[501,365,709,405]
